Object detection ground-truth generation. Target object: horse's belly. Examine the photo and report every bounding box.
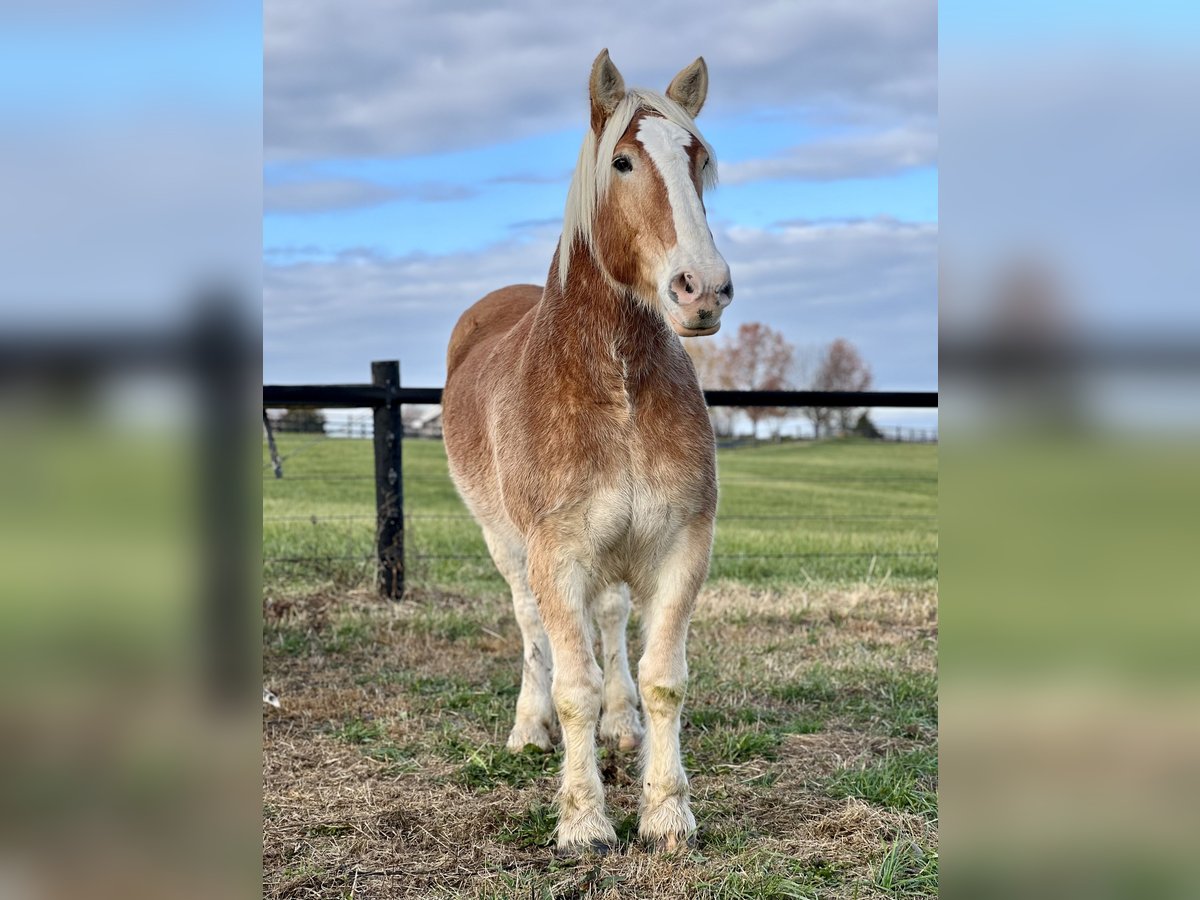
[585,478,696,571]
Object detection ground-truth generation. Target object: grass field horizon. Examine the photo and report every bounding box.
[263,435,938,595]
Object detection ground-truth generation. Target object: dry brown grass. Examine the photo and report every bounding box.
[263,582,937,899]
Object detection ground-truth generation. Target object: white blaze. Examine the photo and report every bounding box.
[636,116,724,287]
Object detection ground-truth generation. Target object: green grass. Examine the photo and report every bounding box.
[687,728,784,774]
[768,665,938,738]
[263,436,937,594]
[263,436,938,898]
[329,716,419,775]
[334,717,386,745]
[497,801,558,849]
[447,737,561,791]
[827,748,939,819]
[689,850,843,899]
[872,838,939,897]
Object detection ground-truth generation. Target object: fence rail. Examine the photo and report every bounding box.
[263,360,938,599]
[262,384,938,409]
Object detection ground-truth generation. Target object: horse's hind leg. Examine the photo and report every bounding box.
[595,584,643,751]
[482,526,555,752]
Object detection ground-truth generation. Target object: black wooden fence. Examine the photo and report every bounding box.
[262,360,938,599]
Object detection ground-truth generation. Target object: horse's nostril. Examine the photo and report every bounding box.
[671,272,697,300]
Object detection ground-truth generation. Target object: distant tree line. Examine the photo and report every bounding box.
[267,408,327,433]
[684,323,876,439]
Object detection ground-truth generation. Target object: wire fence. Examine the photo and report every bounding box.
[263,364,938,596]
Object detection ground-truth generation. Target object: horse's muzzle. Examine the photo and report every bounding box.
[664,269,733,337]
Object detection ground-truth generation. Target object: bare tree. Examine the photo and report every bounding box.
[682,338,735,437]
[723,323,796,438]
[805,338,873,437]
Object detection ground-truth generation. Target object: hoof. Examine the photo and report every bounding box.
[639,795,696,852]
[644,831,697,853]
[556,808,618,857]
[506,720,554,753]
[599,708,644,752]
[617,733,643,752]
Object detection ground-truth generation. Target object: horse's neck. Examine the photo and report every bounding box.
[530,245,670,388]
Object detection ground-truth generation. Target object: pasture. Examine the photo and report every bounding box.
[264,437,938,593]
[263,436,938,898]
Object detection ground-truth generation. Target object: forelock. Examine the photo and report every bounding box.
[558,89,717,288]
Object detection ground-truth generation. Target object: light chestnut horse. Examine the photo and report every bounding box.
[441,50,733,854]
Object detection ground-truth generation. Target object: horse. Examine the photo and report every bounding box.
[441,49,733,855]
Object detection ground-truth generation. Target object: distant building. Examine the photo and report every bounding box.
[404,406,443,438]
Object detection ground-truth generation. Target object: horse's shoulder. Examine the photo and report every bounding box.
[446,284,542,378]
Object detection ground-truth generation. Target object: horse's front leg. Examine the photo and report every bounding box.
[633,516,713,851]
[528,537,617,854]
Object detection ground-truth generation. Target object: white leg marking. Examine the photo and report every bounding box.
[635,519,712,849]
[528,546,617,853]
[595,583,643,751]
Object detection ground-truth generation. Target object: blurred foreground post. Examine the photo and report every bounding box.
[195,294,256,705]
[372,360,404,599]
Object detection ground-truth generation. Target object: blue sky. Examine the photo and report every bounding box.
[0,3,260,322]
[263,0,939,432]
[264,129,937,259]
[5,2,1197,435]
[0,4,260,113]
[941,0,1200,47]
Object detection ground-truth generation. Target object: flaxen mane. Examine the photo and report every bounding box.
[558,89,718,289]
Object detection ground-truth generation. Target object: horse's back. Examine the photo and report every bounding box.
[446,284,541,380]
[444,284,541,528]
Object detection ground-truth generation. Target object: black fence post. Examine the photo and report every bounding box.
[372,360,404,599]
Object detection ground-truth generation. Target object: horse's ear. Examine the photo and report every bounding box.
[589,49,626,133]
[666,57,708,118]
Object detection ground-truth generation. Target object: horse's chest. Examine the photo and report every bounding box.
[585,429,714,550]
[502,374,716,541]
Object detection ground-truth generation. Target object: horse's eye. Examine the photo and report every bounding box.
[613,156,633,173]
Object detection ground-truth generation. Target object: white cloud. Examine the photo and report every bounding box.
[264,178,477,213]
[263,235,557,385]
[265,0,935,160]
[0,113,260,322]
[263,218,936,389]
[718,218,938,387]
[721,126,937,184]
